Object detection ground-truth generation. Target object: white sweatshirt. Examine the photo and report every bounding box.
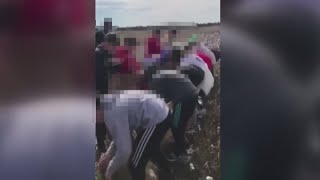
[181,54,214,96]
[101,90,169,177]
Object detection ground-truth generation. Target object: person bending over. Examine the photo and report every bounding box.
[98,90,172,180]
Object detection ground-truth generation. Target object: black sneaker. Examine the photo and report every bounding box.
[165,152,178,162]
[176,154,191,164]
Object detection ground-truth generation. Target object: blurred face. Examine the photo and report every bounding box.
[168,30,177,41]
[152,30,161,39]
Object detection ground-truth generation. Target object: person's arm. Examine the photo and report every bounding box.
[98,141,115,172]
[105,111,132,179]
[199,42,217,65]
[180,65,205,87]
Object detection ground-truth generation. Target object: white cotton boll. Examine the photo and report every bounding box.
[190,163,195,170]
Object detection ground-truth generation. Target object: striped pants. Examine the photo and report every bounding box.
[129,113,172,180]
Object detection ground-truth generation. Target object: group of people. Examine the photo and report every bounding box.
[95,27,217,180]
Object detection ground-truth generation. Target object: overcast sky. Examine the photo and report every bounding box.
[96,0,220,27]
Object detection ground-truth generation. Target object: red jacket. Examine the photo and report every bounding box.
[115,46,140,74]
[146,37,161,56]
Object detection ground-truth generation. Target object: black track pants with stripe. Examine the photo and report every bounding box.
[129,113,171,180]
[172,95,198,155]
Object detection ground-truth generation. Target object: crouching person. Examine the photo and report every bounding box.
[98,90,172,180]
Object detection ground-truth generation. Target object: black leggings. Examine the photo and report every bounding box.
[171,95,198,155]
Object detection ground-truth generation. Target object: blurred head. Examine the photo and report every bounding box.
[95,30,105,46]
[168,29,177,42]
[103,33,120,54]
[163,48,184,69]
[124,37,138,52]
[152,29,161,39]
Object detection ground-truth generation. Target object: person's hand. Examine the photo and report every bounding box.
[98,152,112,172]
[105,175,112,180]
[167,101,173,112]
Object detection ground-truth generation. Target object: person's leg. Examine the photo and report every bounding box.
[129,114,171,180]
[96,122,106,153]
[171,95,198,156]
[96,97,106,153]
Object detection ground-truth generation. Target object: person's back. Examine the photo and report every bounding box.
[103,90,169,130]
[181,53,214,96]
[100,90,171,180]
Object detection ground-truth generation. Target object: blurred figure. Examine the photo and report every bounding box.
[197,42,217,71]
[141,48,206,163]
[168,29,177,43]
[0,1,95,180]
[98,90,172,180]
[95,32,121,153]
[145,29,161,58]
[222,1,320,180]
[182,39,215,98]
[96,30,105,47]
[159,29,178,64]
[111,37,141,91]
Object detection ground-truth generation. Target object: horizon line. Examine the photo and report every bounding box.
[95,21,221,28]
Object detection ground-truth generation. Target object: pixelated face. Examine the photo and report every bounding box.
[169,29,177,40]
[124,38,137,51]
[152,29,161,38]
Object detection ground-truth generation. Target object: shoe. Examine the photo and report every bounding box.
[165,152,178,162]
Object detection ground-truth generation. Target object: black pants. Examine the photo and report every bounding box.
[96,97,107,152]
[171,95,198,155]
[129,113,172,180]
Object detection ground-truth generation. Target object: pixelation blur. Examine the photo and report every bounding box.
[222,1,320,180]
[95,0,220,179]
[0,0,95,180]
[4,0,320,180]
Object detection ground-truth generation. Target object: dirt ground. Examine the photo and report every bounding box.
[96,25,220,180]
